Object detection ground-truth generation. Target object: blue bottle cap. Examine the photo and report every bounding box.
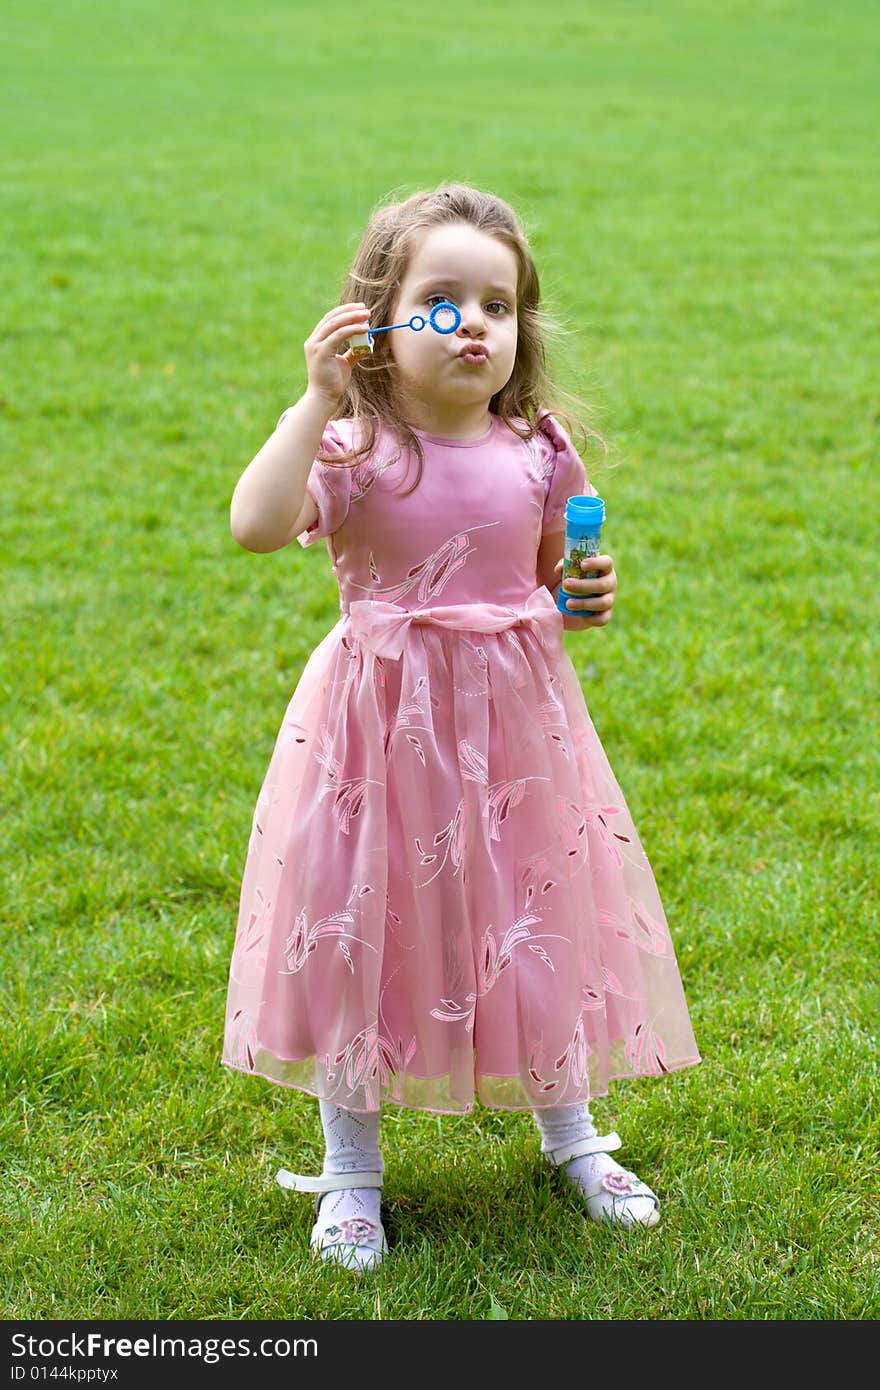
[564,495,605,528]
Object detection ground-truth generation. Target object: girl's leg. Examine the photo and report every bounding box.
[313,1100,385,1270]
[532,1102,660,1227]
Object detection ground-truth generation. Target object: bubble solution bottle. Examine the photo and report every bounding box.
[556,495,605,615]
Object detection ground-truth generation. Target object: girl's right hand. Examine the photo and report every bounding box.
[304,302,371,404]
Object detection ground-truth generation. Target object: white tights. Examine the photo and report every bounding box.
[316,1099,383,1228]
[531,1100,599,1154]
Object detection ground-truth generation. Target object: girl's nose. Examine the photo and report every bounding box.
[457,302,487,335]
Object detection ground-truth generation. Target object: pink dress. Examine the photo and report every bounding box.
[222,410,700,1113]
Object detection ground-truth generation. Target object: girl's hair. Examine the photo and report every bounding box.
[319,181,607,492]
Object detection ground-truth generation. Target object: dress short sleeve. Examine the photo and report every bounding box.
[537,412,598,537]
[271,410,353,548]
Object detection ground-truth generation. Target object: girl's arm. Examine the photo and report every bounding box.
[230,390,337,553]
[230,301,370,553]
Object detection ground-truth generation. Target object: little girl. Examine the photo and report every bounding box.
[222,182,701,1272]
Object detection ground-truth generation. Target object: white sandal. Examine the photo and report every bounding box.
[276,1167,388,1271]
[542,1131,661,1229]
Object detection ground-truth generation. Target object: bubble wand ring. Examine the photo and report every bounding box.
[349,301,461,358]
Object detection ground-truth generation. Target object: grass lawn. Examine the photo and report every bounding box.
[2,0,877,1320]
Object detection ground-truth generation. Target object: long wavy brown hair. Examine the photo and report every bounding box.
[319,182,607,494]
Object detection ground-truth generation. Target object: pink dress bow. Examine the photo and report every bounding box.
[345,585,564,663]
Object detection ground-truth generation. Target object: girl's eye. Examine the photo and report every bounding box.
[425,294,511,315]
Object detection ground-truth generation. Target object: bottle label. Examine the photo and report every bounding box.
[562,532,600,585]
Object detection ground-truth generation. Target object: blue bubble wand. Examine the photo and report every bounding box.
[349,300,461,358]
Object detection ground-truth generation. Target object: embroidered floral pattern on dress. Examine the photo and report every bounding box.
[414,803,469,887]
[224,1007,258,1073]
[280,892,379,977]
[625,1019,670,1075]
[527,1012,592,1095]
[522,429,557,492]
[321,1024,418,1109]
[348,522,501,606]
[313,726,385,834]
[429,910,567,1033]
[386,672,436,766]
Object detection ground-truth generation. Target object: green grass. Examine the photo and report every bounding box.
[2,0,878,1320]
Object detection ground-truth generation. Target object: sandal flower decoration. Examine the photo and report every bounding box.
[600,1170,642,1197]
[323,1216,380,1244]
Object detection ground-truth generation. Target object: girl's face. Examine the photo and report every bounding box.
[388,222,519,430]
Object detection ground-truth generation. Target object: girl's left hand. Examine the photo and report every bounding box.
[554,553,617,626]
